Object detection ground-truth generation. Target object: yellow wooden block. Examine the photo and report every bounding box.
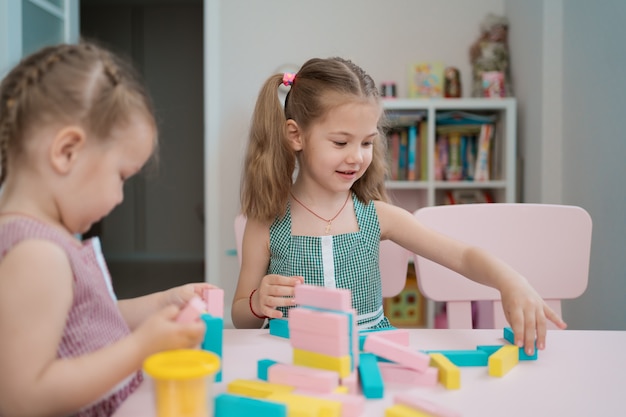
[385,404,433,417]
[488,345,519,377]
[227,378,294,398]
[429,353,460,389]
[293,348,352,378]
[333,385,348,394]
[267,392,342,417]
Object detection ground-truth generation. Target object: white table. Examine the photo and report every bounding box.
[113,328,626,417]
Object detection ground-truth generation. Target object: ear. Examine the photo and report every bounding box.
[285,119,303,151]
[49,126,87,174]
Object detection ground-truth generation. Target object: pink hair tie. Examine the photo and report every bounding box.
[282,72,296,86]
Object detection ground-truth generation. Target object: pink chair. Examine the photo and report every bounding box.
[413,203,592,329]
[234,214,409,298]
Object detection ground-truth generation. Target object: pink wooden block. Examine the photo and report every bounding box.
[294,390,365,417]
[176,295,205,323]
[340,371,359,395]
[368,329,410,346]
[290,328,350,357]
[294,284,352,311]
[378,363,438,386]
[289,308,349,337]
[268,363,339,393]
[363,335,430,372]
[203,287,224,318]
[394,393,462,417]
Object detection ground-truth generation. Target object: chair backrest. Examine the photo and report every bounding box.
[413,203,592,329]
[234,214,409,298]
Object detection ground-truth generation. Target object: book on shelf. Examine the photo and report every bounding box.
[408,62,445,98]
[474,124,494,181]
[434,110,498,182]
[407,125,418,181]
[443,189,494,205]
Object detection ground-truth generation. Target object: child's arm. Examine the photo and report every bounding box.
[0,240,206,417]
[376,201,566,355]
[118,282,218,330]
[231,217,302,328]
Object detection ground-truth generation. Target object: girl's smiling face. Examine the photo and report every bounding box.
[294,100,381,194]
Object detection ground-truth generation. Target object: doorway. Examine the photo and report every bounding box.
[81,0,205,298]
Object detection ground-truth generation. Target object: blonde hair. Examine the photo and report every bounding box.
[0,40,157,185]
[241,57,389,222]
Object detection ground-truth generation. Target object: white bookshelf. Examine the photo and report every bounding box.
[382,98,517,328]
[383,97,517,209]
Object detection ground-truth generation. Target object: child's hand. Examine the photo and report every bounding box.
[500,281,567,355]
[252,274,304,319]
[162,282,220,309]
[136,305,207,355]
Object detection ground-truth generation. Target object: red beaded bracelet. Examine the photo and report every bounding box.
[249,288,268,319]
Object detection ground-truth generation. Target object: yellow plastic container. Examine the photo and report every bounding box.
[143,349,221,417]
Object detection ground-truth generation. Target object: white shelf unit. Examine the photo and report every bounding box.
[382,98,517,328]
[383,97,517,209]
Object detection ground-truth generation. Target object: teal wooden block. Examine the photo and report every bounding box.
[476,345,505,356]
[358,352,384,399]
[269,318,290,338]
[503,327,538,360]
[424,349,489,366]
[215,393,287,417]
[257,359,278,381]
[201,313,224,381]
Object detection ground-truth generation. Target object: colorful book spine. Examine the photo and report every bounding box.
[407,125,417,180]
[474,124,493,181]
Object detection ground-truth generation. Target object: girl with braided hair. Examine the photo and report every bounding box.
[232,57,566,354]
[0,41,214,416]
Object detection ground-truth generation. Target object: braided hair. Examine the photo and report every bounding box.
[0,40,156,186]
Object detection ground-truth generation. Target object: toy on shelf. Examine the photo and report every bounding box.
[470,13,513,97]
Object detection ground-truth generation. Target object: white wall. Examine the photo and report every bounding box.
[558,0,626,330]
[206,0,506,326]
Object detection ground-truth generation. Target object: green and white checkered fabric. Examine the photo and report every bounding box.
[269,193,392,329]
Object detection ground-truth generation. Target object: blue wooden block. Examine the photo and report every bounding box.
[503,327,538,360]
[201,313,223,381]
[424,349,489,366]
[215,393,287,417]
[358,352,384,399]
[269,318,290,338]
[257,359,278,381]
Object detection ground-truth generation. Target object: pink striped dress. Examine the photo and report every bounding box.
[0,217,143,416]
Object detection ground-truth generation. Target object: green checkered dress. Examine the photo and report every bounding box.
[269,193,392,329]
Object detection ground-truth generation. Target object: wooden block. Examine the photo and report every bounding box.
[293,390,365,417]
[289,308,349,338]
[200,314,223,382]
[378,362,438,386]
[385,404,433,417]
[357,353,384,399]
[340,371,359,395]
[267,392,342,417]
[290,328,350,357]
[268,363,340,393]
[203,287,224,318]
[294,284,352,311]
[488,345,519,377]
[293,348,352,378]
[215,393,287,417]
[424,349,489,366]
[176,295,205,323]
[428,353,460,389]
[359,328,410,350]
[257,358,278,381]
[227,379,294,398]
[476,345,504,356]
[503,327,538,360]
[269,318,290,339]
[394,392,462,417]
[363,333,430,372]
